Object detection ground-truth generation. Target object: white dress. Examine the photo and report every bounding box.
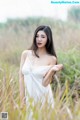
[22,51,54,110]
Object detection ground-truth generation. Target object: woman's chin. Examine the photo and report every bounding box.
[37,45,44,48]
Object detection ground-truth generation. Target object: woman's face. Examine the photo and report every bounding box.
[36,30,47,48]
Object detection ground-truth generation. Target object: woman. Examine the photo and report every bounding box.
[19,25,63,110]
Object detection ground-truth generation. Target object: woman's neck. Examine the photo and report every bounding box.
[37,48,47,57]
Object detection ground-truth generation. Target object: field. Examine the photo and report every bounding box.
[0,17,80,120]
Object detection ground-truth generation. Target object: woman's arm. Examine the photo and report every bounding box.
[42,68,55,87]
[42,57,63,87]
[19,50,27,106]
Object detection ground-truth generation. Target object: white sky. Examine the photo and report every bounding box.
[0,0,77,23]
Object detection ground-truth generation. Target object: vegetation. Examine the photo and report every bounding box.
[0,17,80,120]
[68,6,80,23]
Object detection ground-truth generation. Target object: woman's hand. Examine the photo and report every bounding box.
[42,64,63,87]
[51,64,63,72]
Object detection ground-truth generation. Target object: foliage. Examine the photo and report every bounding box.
[0,63,80,120]
[57,48,80,85]
[68,6,80,22]
[0,17,80,120]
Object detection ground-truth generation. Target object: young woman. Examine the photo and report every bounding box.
[19,25,63,110]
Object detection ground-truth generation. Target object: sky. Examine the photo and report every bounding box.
[0,0,78,23]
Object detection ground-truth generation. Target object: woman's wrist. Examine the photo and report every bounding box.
[50,66,56,72]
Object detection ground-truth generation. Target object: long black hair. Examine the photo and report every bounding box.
[30,25,57,58]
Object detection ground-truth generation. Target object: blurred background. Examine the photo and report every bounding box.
[0,0,80,96]
[0,0,80,64]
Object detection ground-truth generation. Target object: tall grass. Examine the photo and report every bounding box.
[0,17,80,52]
[0,49,80,120]
[0,18,80,119]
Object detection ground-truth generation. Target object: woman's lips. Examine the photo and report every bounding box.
[37,43,42,45]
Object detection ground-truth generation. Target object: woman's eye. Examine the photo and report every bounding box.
[41,35,45,38]
[42,36,45,38]
[36,35,45,38]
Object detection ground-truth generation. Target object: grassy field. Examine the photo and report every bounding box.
[0,17,80,120]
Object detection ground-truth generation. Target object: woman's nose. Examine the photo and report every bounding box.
[38,37,42,41]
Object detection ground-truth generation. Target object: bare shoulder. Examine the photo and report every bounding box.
[49,55,57,65]
[21,50,31,59]
[21,50,27,57]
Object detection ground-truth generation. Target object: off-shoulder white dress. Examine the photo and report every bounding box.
[22,51,54,110]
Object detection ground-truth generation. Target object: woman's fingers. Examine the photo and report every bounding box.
[52,64,63,71]
[57,64,63,70]
[52,66,59,71]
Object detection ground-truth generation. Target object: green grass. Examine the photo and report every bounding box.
[0,17,80,119]
[0,48,80,120]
